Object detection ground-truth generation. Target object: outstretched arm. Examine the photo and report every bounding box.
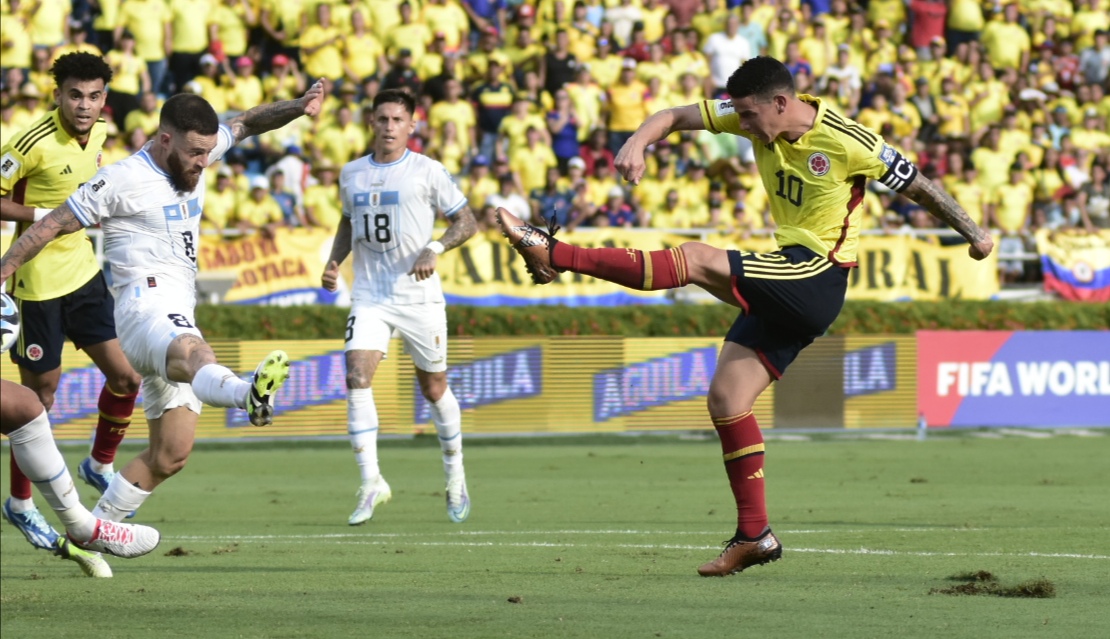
[0,203,85,282]
[902,172,994,260]
[615,104,706,185]
[409,206,478,281]
[225,81,325,145]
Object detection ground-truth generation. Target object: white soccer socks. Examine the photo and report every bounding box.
[93,474,152,523]
[430,387,464,478]
[348,388,381,482]
[192,363,250,409]
[8,410,96,539]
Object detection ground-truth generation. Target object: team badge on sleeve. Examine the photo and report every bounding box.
[715,100,735,116]
[0,153,20,179]
[807,152,830,176]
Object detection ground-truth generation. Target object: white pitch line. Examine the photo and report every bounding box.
[166,527,986,541]
[160,534,1108,560]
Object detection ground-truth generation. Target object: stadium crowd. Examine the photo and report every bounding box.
[1,0,1108,282]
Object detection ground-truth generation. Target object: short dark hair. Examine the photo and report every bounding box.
[160,93,219,135]
[51,52,113,88]
[372,88,415,116]
[725,56,795,101]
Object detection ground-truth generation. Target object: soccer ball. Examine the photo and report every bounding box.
[0,291,19,354]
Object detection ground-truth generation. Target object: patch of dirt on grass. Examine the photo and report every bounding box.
[212,543,239,555]
[931,572,1055,598]
[164,547,191,557]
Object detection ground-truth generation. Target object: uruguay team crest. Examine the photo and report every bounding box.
[808,152,830,176]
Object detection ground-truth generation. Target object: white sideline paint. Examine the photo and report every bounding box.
[163,531,1108,560]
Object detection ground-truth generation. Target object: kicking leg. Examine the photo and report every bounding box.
[169,334,289,427]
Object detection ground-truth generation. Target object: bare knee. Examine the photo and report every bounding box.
[146,445,191,480]
[418,374,447,402]
[108,372,142,396]
[36,389,57,412]
[679,242,730,287]
[346,371,372,389]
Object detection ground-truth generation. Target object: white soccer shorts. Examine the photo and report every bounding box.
[114,280,203,419]
[345,302,448,373]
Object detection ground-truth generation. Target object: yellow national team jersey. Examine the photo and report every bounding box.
[699,95,915,265]
[1,110,105,301]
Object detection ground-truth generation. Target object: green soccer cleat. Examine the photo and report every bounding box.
[247,350,291,427]
[54,537,113,578]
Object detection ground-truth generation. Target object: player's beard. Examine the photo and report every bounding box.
[167,152,202,192]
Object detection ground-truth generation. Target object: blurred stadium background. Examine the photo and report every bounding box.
[1,0,1108,437]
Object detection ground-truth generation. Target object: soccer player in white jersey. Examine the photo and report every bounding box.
[321,89,478,525]
[2,291,161,578]
[0,84,324,523]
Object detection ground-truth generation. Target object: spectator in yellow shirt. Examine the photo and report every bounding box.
[303,162,342,231]
[262,54,305,102]
[458,154,499,212]
[190,53,229,114]
[429,78,478,153]
[509,125,559,194]
[260,0,306,62]
[300,3,344,82]
[203,166,240,233]
[123,91,162,137]
[497,96,548,156]
[342,10,387,86]
[226,56,264,113]
[988,163,1034,234]
[315,102,367,167]
[168,0,213,93]
[980,3,1031,72]
[115,0,171,95]
[607,58,649,155]
[234,175,285,236]
[949,165,988,227]
[208,0,254,59]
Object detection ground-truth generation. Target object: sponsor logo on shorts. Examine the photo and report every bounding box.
[26,343,43,361]
[807,152,830,176]
[0,153,20,179]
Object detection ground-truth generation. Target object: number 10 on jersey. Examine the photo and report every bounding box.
[353,191,400,253]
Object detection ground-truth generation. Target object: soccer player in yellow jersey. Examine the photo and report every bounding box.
[0,53,143,557]
[497,57,994,578]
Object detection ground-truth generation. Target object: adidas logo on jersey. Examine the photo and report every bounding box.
[60,165,73,175]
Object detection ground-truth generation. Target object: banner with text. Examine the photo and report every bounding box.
[1035,229,1110,302]
[197,227,340,306]
[917,331,1110,427]
[847,235,999,301]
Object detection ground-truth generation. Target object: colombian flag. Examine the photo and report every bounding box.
[1036,229,1110,302]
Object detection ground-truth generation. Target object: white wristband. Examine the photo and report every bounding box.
[33,208,52,221]
[425,241,445,255]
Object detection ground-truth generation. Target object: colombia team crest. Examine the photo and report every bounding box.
[808,152,830,176]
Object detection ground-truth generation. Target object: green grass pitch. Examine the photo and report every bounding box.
[2,432,1107,639]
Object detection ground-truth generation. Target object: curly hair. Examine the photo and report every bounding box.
[725,57,795,102]
[50,52,113,87]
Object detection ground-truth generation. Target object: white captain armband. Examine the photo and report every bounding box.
[877,144,919,192]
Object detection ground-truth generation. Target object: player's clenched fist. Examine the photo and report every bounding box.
[614,142,647,185]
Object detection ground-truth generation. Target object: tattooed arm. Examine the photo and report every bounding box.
[902,172,994,261]
[409,206,479,281]
[0,203,85,282]
[225,80,325,145]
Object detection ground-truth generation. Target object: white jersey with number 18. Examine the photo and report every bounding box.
[65,124,235,295]
[340,150,468,305]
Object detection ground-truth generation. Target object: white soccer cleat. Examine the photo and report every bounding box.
[54,537,113,578]
[69,518,161,558]
[348,476,392,526]
[446,473,470,523]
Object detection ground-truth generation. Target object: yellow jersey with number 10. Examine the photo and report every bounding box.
[698,95,919,266]
[0,109,106,300]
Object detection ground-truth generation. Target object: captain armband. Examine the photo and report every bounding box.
[876,144,919,192]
